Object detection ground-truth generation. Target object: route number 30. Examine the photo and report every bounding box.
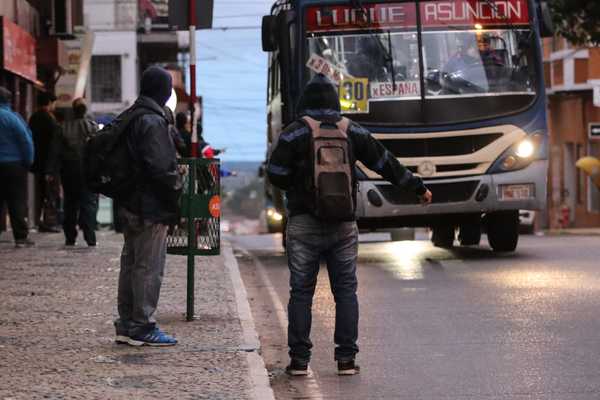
[339,78,369,113]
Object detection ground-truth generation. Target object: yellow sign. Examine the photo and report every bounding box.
[339,78,369,114]
[576,157,600,189]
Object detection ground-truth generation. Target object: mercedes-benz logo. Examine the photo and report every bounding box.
[417,161,436,177]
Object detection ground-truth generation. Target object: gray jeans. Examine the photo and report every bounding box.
[115,208,168,337]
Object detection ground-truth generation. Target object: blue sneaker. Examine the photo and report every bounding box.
[127,328,178,347]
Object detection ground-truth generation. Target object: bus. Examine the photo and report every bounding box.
[261,0,553,252]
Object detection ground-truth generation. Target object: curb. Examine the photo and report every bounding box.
[222,241,276,400]
[543,230,600,237]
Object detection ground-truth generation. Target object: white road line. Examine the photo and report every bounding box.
[236,246,324,400]
[223,241,276,400]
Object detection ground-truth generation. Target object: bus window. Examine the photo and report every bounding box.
[422,29,537,98]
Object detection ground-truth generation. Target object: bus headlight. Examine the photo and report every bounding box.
[515,139,535,159]
[267,208,283,222]
[489,133,546,174]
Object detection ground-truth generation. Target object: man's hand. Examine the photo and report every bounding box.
[419,189,433,205]
[45,174,55,183]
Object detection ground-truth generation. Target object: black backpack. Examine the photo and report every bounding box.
[83,107,150,199]
[302,116,355,221]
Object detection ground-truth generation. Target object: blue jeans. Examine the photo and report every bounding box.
[286,214,359,363]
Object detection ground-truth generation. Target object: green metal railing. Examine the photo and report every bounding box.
[167,158,220,320]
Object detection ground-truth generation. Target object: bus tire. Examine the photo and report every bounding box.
[431,226,455,248]
[458,224,481,246]
[486,211,519,252]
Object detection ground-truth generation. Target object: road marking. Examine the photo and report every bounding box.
[223,241,276,400]
[236,246,325,400]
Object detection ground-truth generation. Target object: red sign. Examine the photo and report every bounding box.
[0,17,37,83]
[208,195,221,218]
[420,0,529,27]
[306,3,417,33]
[305,0,529,32]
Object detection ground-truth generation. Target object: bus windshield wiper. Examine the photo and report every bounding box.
[373,30,397,91]
[350,0,396,90]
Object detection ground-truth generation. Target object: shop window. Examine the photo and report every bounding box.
[91,55,122,103]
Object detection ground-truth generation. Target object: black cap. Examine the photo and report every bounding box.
[140,66,173,107]
[296,73,340,115]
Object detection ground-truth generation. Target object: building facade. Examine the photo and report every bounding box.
[543,38,600,229]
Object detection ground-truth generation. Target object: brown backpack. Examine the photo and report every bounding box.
[302,116,355,221]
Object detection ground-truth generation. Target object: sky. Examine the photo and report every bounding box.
[193,0,273,162]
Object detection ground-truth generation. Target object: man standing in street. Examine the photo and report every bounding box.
[267,74,432,376]
[0,87,35,248]
[50,98,99,246]
[29,92,61,233]
[114,66,181,347]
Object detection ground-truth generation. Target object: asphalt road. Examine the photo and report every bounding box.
[231,232,600,400]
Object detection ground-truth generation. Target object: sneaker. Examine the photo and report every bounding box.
[15,238,35,248]
[115,334,129,344]
[285,359,309,376]
[127,328,177,347]
[65,241,76,246]
[337,360,360,376]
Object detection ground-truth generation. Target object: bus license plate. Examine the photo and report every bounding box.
[500,184,534,200]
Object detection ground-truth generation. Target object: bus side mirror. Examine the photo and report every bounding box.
[539,1,554,38]
[262,15,279,52]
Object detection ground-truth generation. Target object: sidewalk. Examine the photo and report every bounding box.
[544,227,600,236]
[0,230,271,400]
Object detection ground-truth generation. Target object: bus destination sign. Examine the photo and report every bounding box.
[305,0,529,33]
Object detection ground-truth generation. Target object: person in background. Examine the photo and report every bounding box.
[0,87,35,248]
[175,111,192,157]
[29,92,62,233]
[50,98,99,246]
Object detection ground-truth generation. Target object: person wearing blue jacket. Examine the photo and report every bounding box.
[0,87,35,247]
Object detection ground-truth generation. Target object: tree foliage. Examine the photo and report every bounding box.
[550,0,600,46]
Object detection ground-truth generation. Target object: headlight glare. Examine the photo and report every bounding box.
[515,139,535,158]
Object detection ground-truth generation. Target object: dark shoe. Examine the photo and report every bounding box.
[337,360,360,376]
[87,242,97,247]
[65,241,76,246]
[285,359,309,376]
[15,238,35,248]
[128,328,177,347]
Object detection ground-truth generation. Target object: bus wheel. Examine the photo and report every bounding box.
[458,224,481,246]
[486,211,519,252]
[431,226,455,248]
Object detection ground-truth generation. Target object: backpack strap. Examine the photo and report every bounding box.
[301,116,320,137]
[336,117,350,135]
[302,115,349,139]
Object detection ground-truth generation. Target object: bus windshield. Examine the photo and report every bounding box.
[305,0,538,124]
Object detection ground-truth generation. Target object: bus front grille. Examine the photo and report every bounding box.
[376,181,480,205]
[379,134,503,157]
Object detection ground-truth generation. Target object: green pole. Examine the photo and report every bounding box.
[186,253,195,321]
[186,160,197,321]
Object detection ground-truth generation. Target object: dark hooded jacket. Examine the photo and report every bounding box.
[121,68,180,224]
[267,74,426,219]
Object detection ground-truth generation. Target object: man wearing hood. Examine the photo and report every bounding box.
[267,74,432,375]
[114,66,180,347]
